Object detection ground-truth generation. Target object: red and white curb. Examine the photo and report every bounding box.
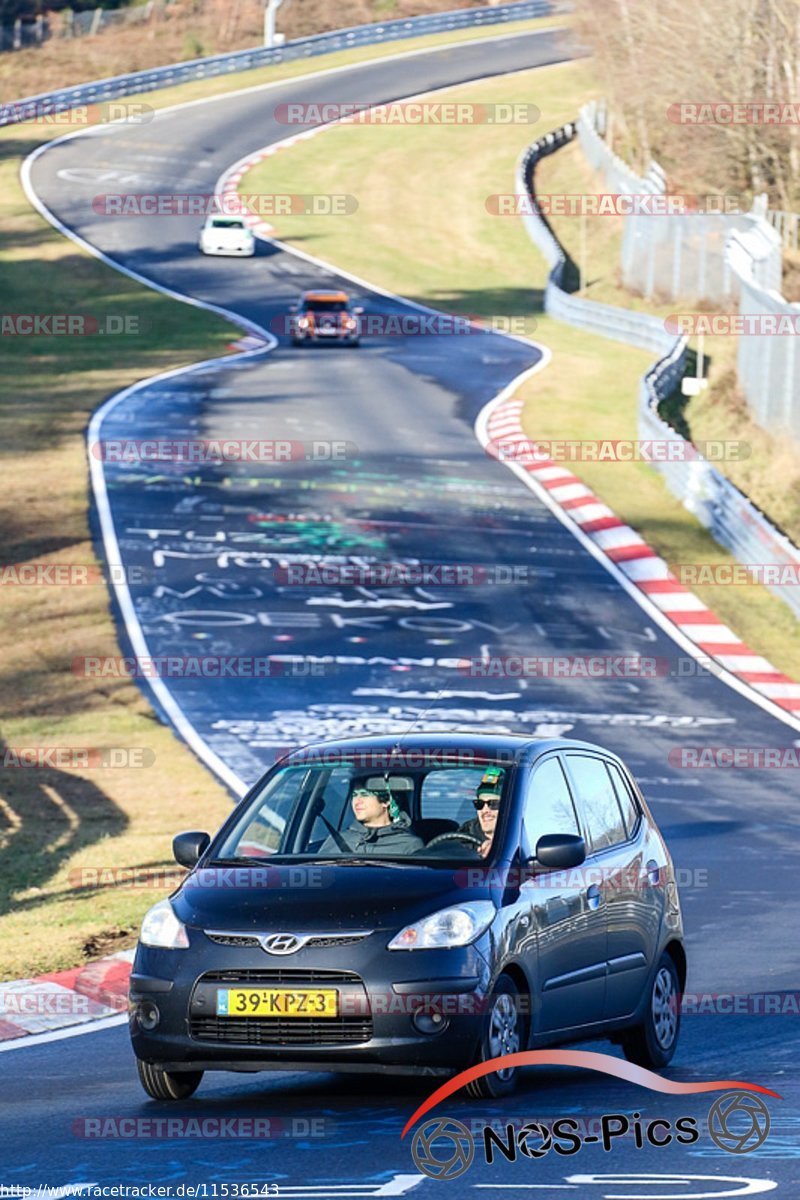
[0,949,133,1041]
[484,395,800,716]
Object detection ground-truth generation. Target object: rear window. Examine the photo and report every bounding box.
[564,754,628,852]
[606,761,640,838]
[211,218,245,229]
[420,767,492,825]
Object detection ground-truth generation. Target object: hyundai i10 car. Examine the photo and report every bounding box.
[130,733,686,1100]
[288,290,363,346]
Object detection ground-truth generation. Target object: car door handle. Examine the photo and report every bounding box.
[586,884,603,910]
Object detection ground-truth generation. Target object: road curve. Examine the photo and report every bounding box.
[11,26,799,1193]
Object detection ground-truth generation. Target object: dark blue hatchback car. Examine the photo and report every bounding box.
[130,734,686,1100]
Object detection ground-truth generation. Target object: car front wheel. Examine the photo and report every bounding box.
[136,1059,204,1101]
[621,952,681,1068]
[465,974,523,1099]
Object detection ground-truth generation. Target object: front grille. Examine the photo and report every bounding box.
[305,935,367,949]
[205,934,260,948]
[204,933,369,951]
[190,968,372,1046]
[189,1016,373,1045]
[199,968,358,984]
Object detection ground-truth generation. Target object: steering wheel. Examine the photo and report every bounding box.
[425,831,485,851]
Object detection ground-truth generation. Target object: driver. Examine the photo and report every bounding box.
[457,766,506,859]
[319,781,424,856]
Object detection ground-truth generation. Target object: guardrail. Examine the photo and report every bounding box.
[0,0,556,126]
[517,119,800,620]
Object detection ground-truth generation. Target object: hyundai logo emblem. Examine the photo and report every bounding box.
[260,933,304,955]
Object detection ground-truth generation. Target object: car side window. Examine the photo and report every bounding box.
[606,762,640,838]
[565,755,627,853]
[523,757,580,858]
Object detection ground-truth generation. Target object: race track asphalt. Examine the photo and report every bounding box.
[8,25,799,1196]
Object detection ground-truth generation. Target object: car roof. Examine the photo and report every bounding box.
[301,290,349,302]
[281,732,623,766]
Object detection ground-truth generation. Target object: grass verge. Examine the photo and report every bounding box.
[0,11,565,982]
[240,58,800,680]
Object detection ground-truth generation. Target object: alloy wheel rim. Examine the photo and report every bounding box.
[651,966,678,1048]
[487,992,520,1079]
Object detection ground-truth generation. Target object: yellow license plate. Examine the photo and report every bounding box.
[216,988,338,1018]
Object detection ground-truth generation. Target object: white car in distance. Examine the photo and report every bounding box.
[199,214,255,257]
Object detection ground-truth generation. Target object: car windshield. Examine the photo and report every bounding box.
[212,758,512,863]
[211,218,245,229]
[302,300,347,312]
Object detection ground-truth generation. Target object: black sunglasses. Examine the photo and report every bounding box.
[473,796,502,811]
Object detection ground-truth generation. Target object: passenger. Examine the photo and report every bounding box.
[458,766,506,859]
[320,782,424,856]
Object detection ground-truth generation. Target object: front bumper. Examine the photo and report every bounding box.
[130,933,491,1073]
[200,242,255,256]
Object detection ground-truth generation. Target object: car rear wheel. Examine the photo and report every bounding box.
[136,1059,203,1101]
[621,952,681,1068]
[465,974,523,1099]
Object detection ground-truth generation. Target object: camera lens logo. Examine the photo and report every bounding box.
[411,1118,475,1180]
[707,1091,771,1154]
[517,1121,553,1158]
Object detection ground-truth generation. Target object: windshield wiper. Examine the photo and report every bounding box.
[205,856,274,866]
[302,856,417,868]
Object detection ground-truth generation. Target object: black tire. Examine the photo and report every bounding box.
[465,974,524,1099]
[621,952,681,1068]
[136,1059,203,1101]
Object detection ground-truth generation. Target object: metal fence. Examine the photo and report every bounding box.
[767,208,800,251]
[579,100,784,304]
[1,0,556,125]
[518,120,800,620]
[727,228,800,442]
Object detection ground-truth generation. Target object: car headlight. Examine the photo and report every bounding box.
[140,899,190,949]
[387,901,495,950]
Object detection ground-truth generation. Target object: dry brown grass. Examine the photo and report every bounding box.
[1,0,490,100]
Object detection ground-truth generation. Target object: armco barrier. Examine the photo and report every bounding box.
[0,0,555,126]
[518,119,800,620]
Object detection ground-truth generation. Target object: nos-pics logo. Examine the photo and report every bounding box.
[410,1092,772,1180]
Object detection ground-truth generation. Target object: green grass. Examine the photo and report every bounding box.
[239,59,800,682]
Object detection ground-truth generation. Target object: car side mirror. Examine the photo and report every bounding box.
[534,833,586,870]
[288,304,298,312]
[353,306,365,314]
[173,831,211,868]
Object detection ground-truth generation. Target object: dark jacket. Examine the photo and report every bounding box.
[320,812,424,856]
[458,817,486,842]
